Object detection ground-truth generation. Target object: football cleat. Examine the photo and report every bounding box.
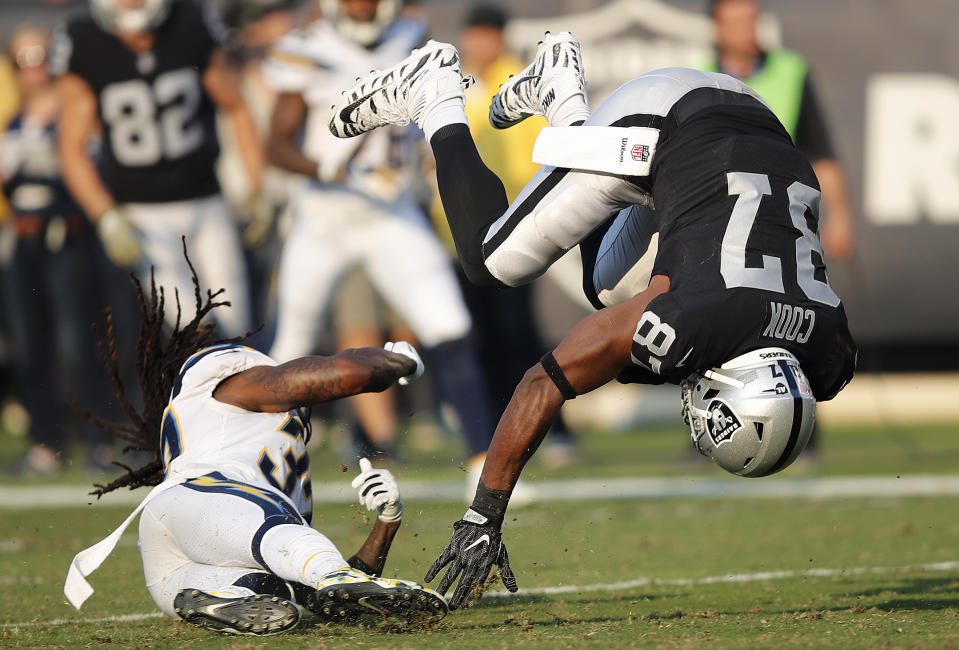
[173,589,300,635]
[489,31,588,129]
[307,568,448,627]
[329,40,473,138]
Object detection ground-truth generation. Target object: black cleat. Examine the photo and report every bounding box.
[308,568,448,627]
[173,589,300,635]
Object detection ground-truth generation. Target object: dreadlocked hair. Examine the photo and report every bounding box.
[77,240,255,497]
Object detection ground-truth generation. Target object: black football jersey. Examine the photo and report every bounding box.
[53,0,221,203]
[582,72,856,401]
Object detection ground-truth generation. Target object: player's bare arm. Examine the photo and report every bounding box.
[56,72,114,221]
[205,49,263,193]
[351,518,401,576]
[266,91,321,177]
[480,274,671,492]
[214,347,417,412]
[425,276,670,609]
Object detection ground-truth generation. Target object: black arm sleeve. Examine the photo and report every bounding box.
[793,73,835,162]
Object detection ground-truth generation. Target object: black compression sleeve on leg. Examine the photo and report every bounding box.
[430,123,509,288]
[540,352,578,400]
[347,554,378,576]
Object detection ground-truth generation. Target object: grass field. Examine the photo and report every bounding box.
[3,421,959,648]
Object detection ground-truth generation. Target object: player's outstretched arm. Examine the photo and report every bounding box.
[347,459,404,576]
[214,345,423,412]
[205,50,263,194]
[266,91,320,177]
[57,73,116,222]
[425,275,670,608]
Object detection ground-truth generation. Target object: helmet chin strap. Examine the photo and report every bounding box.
[702,369,746,389]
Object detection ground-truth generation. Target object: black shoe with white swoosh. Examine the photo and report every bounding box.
[173,589,300,635]
[305,568,448,627]
[329,40,473,139]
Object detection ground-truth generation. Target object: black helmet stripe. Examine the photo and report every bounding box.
[768,360,805,475]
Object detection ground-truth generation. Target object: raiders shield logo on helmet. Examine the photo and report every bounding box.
[706,400,742,446]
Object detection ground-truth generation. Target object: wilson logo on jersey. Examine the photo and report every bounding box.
[631,144,650,162]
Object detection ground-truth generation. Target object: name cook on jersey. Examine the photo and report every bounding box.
[763,301,815,344]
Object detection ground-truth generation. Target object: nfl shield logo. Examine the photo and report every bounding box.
[631,144,649,162]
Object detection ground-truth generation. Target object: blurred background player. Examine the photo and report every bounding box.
[705,0,854,263]
[435,4,579,468]
[63,256,445,634]
[53,0,260,337]
[0,25,115,475]
[263,0,497,485]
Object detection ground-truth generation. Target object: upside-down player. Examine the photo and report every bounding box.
[63,251,447,634]
[328,32,857,608]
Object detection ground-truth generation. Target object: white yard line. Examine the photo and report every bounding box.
[484,560,959,597]
[4,475,959,509]
[4,560,958,629]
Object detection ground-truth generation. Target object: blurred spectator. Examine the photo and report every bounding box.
[53,0,260,337]
[436,4,579,468]
[705,0,855,261]
[263,0,496,475]
[0,25,114,475]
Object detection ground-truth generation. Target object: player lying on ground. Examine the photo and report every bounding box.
[63,247,446,635]
[329,32,857,609]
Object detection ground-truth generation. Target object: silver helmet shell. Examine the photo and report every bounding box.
[681,348,816,477]
[319,0,400,47]
[91,0,171,34]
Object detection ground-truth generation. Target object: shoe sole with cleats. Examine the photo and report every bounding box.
[173,589,299,635]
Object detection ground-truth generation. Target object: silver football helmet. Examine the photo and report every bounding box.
[91,0,171,35]
[320,0,400,47]
[681,348,816,478]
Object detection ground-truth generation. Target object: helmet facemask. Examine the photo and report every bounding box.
[91,0,171,35]
[319,0,401,47]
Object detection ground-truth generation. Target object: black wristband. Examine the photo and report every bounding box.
[540,351,577,400]
[347,554,378,576]
[469,479,511,527]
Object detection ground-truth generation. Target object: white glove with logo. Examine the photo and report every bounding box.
[384,341,424,386]
[351,457,403,522]
[97,207,143,267]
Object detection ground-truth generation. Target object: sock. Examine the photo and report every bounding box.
[422,338,494,457]
[258,524,347,589]
[430,123,509,287]
[421,98,469,142]
[546,95,591,127]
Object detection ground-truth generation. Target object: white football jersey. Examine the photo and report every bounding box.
[263,17,426,188]
[160,344,313,520]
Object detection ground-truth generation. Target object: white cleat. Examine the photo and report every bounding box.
[489,31,588,129]
[329,40,473,138]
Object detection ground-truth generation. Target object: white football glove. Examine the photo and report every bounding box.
[351,457,403,522]
[384,341,424,386]
[97,207,143,267]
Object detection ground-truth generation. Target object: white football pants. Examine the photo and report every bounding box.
[139,476,346,617]
[270,188,472,361]
[124,194,252,337]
